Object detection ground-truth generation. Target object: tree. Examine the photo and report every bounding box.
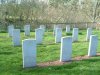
[80,0,100,22]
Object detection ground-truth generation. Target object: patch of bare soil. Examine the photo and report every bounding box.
[38,60,71,67]
[38,53,100,67]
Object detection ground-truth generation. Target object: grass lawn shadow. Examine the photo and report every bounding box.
[0,51,15,55]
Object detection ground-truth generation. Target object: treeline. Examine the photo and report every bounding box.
[0,0,100,25]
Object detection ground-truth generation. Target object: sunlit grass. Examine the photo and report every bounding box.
[0,29,100,75]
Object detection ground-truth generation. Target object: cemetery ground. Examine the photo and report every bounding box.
[0,29,100,75]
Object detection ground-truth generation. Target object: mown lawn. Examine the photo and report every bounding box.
[0,29,100,75]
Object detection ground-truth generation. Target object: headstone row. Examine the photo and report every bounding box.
[7,24,97,68]
[9,25,93,47]
[22,34,98,68]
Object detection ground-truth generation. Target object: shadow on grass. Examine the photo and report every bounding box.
[0,36,8,38]
[81,57,100,62]
[21,58,100,75]
[47,43,56,45]
[66,32,72,36]
[0,51,14,55]
[66,32,83,36]
[14,45,22,47]
[73,41,88,43]
[79,32,83,35]
[44,42,58,45]
[38,43,58,46]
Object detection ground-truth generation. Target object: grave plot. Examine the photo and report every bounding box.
[12,29,20,46]
[86,28,92,41]
[22,39,36,68]
[24,25,30,36]
[55,28,62,43]
[8,25,14,37]
[0,0,99,74]
[72,28,79,42]
[0,28,100,75]
[66,25,70,33]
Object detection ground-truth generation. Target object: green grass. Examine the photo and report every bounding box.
[0,29,100,75]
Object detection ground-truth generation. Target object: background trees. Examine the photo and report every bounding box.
[0,0,99,31]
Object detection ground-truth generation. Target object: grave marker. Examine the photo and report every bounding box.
[8,25,14,37]
[88,35,98,56]
[55,28,62,43]
[40,25,45,33]
[53,25,60,35]
[12,29,20,46]
[35,28,44,44]
[86,28,92,41]
[24,25,30,36]
[66,25,70,33]
[60,36,72,62]
[72,28,78,42]
[22,39,36,68]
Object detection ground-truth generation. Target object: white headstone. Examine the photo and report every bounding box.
[12,29,20,46]
[8,25,14,37]
[22,39,36,68]
[86,28,92,41]
[88,35,98,56]
[60,36,72,62]
[35,28,44,44]
[74,24,76,28]
[55,28,62,43]
[53,25,60,35]
[66,25,70,32]
[72,28,78,42]
[86,23,88,28]
[40,25,45,33]
[24,25,30,36]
